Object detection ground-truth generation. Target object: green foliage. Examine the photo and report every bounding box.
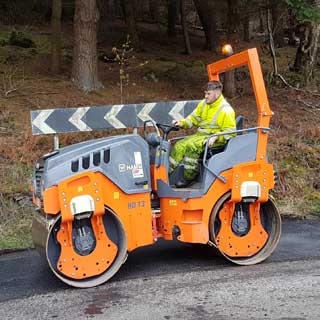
[308,191,320,214]
[112,35,148,103]
[0,32,10,46]
[0,162,32,194]
[286,0,320,22]
[0,195,33,250]
[8,31,35,48]
[112,35,134,103]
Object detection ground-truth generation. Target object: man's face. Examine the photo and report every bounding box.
[204,89,220,104]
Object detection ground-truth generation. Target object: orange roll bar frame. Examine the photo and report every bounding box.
[207,48,273,162]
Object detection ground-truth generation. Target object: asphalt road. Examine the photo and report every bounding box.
[0,218,319,320]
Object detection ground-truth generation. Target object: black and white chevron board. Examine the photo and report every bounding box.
[30,100,201,135]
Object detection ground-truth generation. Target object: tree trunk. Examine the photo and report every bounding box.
[227,0,239,38]
[180,0,192,54]
[259,8,265,33]
[267,8,278,77]
[270,0,285,47]
[223,71,236,98]
[149,0,159,21]
[98,0,112,40]
[287,8,297,46]
[294,21,320,86]
[167,0,178,38]
[224,0,238,97]
[51,0,62,74]
[193,0,218,51]
[114,0,124,18]
[134,0,143,19]
[72,0,103,92]
[121,0,140,49]
[108,0,117,17]
[242,14,250,42]
[149,0,162,38]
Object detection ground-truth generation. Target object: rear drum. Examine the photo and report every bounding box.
[209,192,281,265]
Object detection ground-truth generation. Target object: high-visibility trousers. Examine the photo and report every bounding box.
[169,132,208,181]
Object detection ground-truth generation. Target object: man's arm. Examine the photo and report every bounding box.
[215,107,236,145]
[178,100,205,129]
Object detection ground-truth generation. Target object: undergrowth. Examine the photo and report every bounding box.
[0,194,33,250]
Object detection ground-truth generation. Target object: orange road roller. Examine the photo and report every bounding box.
[31,48,281,288]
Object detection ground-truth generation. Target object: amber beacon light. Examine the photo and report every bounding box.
[222,44,234,56]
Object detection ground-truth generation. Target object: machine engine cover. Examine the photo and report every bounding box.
[34,134,151,195]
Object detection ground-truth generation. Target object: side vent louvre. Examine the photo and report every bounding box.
[34,167,44,197]
[71,150,108,172]
[82,155,90,169]
[104,149,110,164]
[71,160,79,172]
[93,151,101,166]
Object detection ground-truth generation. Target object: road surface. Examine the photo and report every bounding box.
[0,218,319,319]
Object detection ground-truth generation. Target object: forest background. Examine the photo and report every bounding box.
[0,0,319,250]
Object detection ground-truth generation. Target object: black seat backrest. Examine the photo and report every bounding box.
[236,115,244,134]
[206,115,244,158]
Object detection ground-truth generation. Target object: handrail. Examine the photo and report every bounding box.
[169,126,270,143]
[202,126,270,183]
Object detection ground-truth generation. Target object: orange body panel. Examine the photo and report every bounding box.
[157,159,274,244]
[159,197,209,243]
[230,161,275,203]
[56,215,118,279]
[158,170,232,243]
[150,164,168,191]
[58,172,105,224]
[42,171,154,253]
[42,186,60,214]
[96,172,154,251]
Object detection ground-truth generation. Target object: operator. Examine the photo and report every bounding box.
[170,80,236,188]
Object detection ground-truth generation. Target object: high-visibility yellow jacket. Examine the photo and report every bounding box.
[180,95,236,146]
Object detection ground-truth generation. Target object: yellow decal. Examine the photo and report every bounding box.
[114,192,120,200]
[248,172,254,178]
[77,186,83,192]
[143,184,149,189]
[169,199,178,206]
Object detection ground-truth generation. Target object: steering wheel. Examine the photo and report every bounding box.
[143,119,161,140]
[156,123,179,140]
[143,120,180,140]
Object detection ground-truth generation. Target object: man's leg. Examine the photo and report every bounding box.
[184,134,207,181]
[169,135,196,174]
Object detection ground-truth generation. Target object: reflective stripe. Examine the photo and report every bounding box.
[200,100,206,113]
[198,127,210,133]
[169,156,179,166]
[190,112,202,123]
[224,128,236,139]
[199,122,220,129]
[209,105,225,127]
[185,157,198,164]
[185,117,194,127]
[209,101,232,128]
[225,127,236,132]
[184,164,197,170]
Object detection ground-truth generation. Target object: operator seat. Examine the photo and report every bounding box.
[206,115,244,158]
